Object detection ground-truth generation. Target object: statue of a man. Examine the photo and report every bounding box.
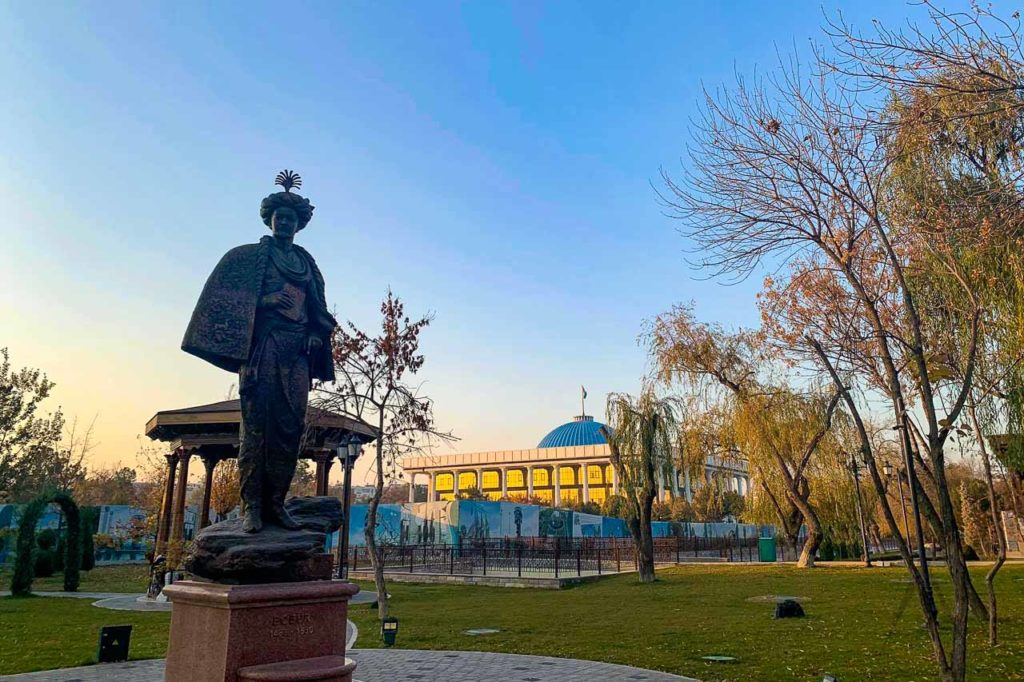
[181,171,336,533]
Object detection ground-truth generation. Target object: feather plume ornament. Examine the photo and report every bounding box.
[275,169,302,193]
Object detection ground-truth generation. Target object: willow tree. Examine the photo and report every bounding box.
[649,305,847,567]
[598,390,680,584]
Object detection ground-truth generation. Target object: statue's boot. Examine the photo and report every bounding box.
[242,508,263,533]
[269,502,301,530]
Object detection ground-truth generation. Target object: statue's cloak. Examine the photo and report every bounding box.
[181,237,336,381]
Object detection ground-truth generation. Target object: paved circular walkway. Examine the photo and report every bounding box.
[0,650,696,681]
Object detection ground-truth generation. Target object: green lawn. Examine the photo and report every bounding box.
[3,563,1024,680]
[0,563,150,594]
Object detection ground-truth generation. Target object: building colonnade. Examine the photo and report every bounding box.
[406,463,748,505]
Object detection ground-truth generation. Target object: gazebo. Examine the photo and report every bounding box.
[145,399,377,563]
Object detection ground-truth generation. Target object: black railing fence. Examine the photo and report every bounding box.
[349,534,777,578]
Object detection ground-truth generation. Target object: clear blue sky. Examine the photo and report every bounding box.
[0,1,968,482]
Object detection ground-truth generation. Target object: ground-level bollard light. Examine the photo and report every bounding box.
[381,617,399,647]
[822,675,837,682]
[97,625,132,663]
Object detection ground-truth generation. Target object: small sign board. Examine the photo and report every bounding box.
[97,625,132,663]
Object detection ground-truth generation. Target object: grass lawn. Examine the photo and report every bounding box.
[0,563,150,594]
[3,563,1023,680]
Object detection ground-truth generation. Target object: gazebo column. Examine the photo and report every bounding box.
[527,465,535,498]
[612,467,620,495]
[684,470,692,502]
[313,452,334,497]
[169,449,192,567]
[658,469,666,502]
[427,472,435,503]
[408,472,417,503]
[581,463,590,503]
[155,452,179,556]
[671,467,680,499]
[199,452,219,529]
[553,465,561,506]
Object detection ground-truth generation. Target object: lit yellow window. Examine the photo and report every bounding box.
[506,469,525,488]
[532,468,549,487]
[561,488,579,503]
[536,489,552,501]
[458,471,478,490]
[589,488,606,504]
[435,473,454,492]
[558,466,576,486]
[587,465,604,484]
[481,471,499,490]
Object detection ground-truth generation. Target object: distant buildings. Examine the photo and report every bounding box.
[402,412,749,505]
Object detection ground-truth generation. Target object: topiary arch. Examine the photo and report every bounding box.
[10,491,82,596]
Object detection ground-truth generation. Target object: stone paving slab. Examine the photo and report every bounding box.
[0,650,697,682]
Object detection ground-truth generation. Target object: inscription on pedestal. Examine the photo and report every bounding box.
[269,612,315,639]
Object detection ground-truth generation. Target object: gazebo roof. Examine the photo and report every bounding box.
[145,398,377,445]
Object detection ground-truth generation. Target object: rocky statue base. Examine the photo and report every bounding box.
[185,496,344,584]
[163,579,359,682]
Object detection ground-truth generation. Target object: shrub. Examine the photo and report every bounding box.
[34,549,56,577]
[36,528,58,551]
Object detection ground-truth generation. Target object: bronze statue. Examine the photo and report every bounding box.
[182,171,336,533]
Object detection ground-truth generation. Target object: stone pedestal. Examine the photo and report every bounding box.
[163,579,359,682]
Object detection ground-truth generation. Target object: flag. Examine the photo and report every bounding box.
[581,385,587,399]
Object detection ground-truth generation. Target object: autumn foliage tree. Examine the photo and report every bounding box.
[655,11,1024,675]
[315,291,455,621]
[649,305,846,567]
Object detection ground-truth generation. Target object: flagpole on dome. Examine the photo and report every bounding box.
[581,385,587,419]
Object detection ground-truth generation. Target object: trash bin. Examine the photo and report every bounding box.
[758,536,777,562]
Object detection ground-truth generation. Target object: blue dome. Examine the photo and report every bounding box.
[538,416,610,448]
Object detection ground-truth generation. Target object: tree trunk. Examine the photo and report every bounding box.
[630,500,657,583]
[364,435,389,621]
[968,403,1007,645]
[790,491,822,568]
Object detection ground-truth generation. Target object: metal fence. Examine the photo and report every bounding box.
[349,535,769,579]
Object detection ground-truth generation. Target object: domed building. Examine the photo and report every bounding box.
[402,409,749,506]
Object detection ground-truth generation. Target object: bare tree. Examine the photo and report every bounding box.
[658,44,993,680]
[314,290,455,621]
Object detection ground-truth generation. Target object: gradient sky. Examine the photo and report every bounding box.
[0,1,962,485]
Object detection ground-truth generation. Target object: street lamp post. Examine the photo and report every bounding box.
[848,454,872,567]
[883,461,911,550]
[335,437,363,580]
[894,417,931,590]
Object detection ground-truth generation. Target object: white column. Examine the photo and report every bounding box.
[581,463,590,503]
[427,472,435,503]
[500,467,508,498]
[408,472,416,503]
[553,465,561,506]
[527,466,534,497]
[684,470,692,502]
[452,470,460,497]
[671,466,680,499]
[476,468,483,494]
[612,467,620,495]
[658,468,666,502]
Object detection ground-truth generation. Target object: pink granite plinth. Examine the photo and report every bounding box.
[163,579,359,682]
